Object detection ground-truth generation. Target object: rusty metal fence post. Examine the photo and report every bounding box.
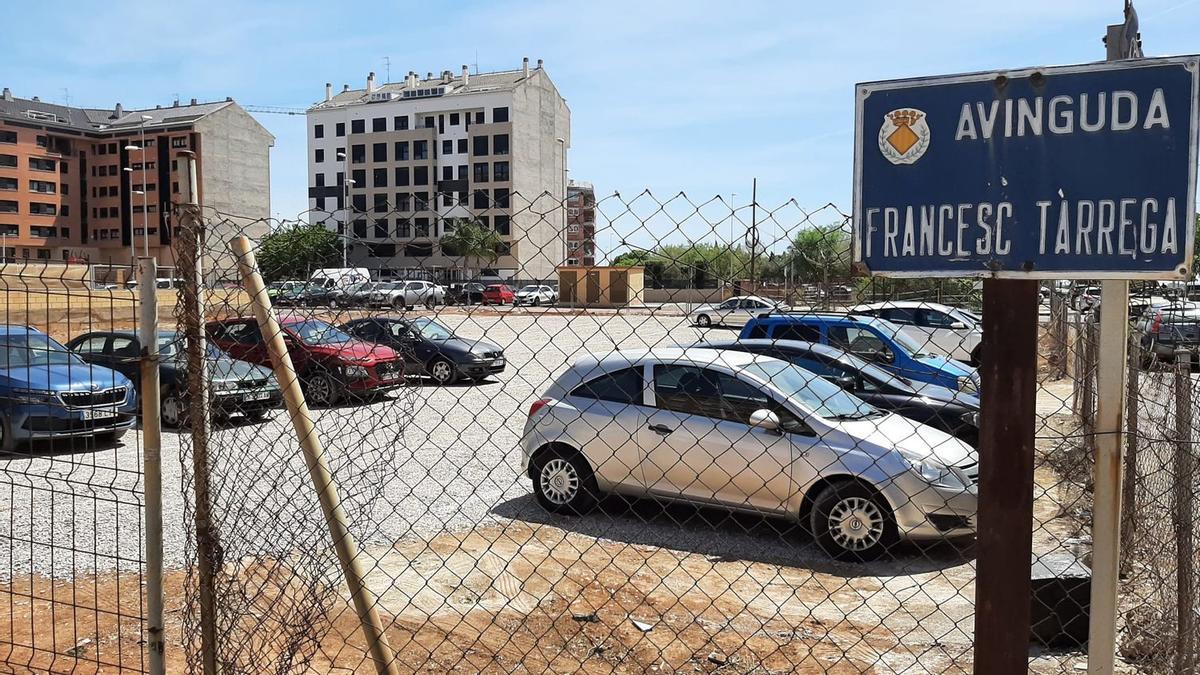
[1120,332,1140,574]
[1174,348,1195,675]
[174,150,218,675]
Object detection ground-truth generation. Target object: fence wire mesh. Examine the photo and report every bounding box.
[1,187,1198,673]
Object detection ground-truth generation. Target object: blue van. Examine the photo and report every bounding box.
[0,326,137,452]
[738,313,980,394]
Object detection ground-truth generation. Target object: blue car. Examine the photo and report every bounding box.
[738,313,980,394]
[0,326,137,452]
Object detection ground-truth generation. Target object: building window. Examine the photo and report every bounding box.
[441,193,454,207]
[372,117,386,132]
[494,215,510,235]
[492,107,509,123]
[495,242,512,256]
[36,135,48,148]
[29,202,57,216]
[493,188,509,208]
[61,205,69,217]
[60,182,68,195]
[315,173,325,187]
[373,142,387,162]
[29,157,56,172]
[374,218,388,239]
[413,141,428,160]
[0,131,14,144]
[351,194,367,213]
[473,189,489,209]
[31,225,56,237]
[423,116,434,129]
[414,218,430,237]
[36,249,50,260]
[442,140,453,156]
[0,201,16,213]
[395,192,410,211]
[493,161,510,182]
[351,144,366,164]
[397,219,411,238]
[394,141,409,160]
[441,166,452,181]
[314,124,325,139]
[315,148,325,163]
[475,111,485,125]
[353,219,367,238]
[351,119,365,134]
[414,192,429,211]
[0,154,15,168]
[456,165,467,181]
[447,112,458,126]
[413,166,428,185]
[352,169,366,186]
[373,168,388,188]
[394,115,408,131]
[0,177,14,191]
[336,122,345,137]
[406,242,433,257]
[373,194,388,213]
[472,162,489,183]
[0,224,16,236]
[456,139,467,155]
[394,167,409,186]
[472,136,488,156]
[171,137,188,148]
[493,134,509,155]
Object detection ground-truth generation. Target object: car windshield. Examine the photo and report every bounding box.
[817,349,916,393]
[411,319,453,340]
[157,334,224,360]
[742,360,878,420]
[518,285,540,293]
[0,333,81,368]
[871,322,929,357]
[947,307,979,326]
[288,320,354,345]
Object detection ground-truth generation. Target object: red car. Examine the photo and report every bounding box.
[482,284,515,305]
[206,315,404,406]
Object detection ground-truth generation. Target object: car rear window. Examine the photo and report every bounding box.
[570,367,644,404]
[771,323,821,342]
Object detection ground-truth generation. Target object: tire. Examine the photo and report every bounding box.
[810,481,897,561]
[328,298,339,309]
[969,346,982,368]
[160,390,188,428]
[0,415,12,453]
[427,358,458,385]
[392,297,405,311]
[425,297,436,310]
[304,371,340,407]
[531,448,599,515]
[696,314,712,328]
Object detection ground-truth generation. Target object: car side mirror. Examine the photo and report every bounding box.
[749,409,781,433]
[950,321,969,330]
[834,375,857,391]
[879,349,896,364]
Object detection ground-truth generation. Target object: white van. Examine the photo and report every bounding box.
[310,268,370,291]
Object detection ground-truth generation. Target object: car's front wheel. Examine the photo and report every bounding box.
[695,314,712,328]
[428,358,457,385]
[531,448,598,514]
[810,481,897,561]
[305,372,340,407]
[160,390,188,428]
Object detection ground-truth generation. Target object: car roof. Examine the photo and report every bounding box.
[0,325,46,337]
[555,347,775,394]
[701,338,845,358]
[853,300,956,311]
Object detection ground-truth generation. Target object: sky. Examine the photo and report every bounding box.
[7,0,1200,258]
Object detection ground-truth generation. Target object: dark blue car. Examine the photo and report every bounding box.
[0,326,137,452]
[738,313,980,394]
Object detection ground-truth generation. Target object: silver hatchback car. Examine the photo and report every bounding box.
[521,348,978,560]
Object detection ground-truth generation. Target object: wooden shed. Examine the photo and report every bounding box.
[557,266,645,308]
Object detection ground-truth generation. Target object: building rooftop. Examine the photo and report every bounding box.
[0,88,239,134]
[309,59,549,112]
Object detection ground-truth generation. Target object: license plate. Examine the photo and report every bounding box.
[81,408,117,420]
[244,390,271,401]
[494,358,506,367]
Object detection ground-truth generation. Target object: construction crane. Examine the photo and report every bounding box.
[243,105,307,116]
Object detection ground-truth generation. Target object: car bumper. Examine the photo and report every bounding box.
[455,359,506,378]
[212,389,283,412]
[9,402,138,441]
[344,369,406,393]
[883,473,978,541]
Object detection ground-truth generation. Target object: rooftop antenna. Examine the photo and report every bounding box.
[474,49,479,75]
[383,56,391,83]
[61,88,70,107]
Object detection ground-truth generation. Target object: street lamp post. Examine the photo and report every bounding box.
[555,137,567,269]
[123,165,136,276]
[139,116,152,257]
[337,151,350,267]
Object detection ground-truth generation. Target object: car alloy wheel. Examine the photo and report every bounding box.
[161,391,187,428]
[429,359,456,385]
[306,373,338,407]
[539,458,579,505]
[696,314,712,328]
[827,496,885,552]
[393,297,406,310]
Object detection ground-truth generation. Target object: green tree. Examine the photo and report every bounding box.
[256,222,341,282]
[786,224,852,284]
[441,218,501,279]
[611,243,748,288]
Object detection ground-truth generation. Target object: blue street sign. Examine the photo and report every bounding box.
[853,56,1199,279]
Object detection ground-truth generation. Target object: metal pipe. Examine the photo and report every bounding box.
[231,235,399,675]
[138,256,164,675]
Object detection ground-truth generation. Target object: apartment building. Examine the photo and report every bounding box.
[0,89,273,268]
[306,58,570,281]
[565,180,596,267]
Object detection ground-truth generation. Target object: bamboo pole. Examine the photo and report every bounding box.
[230,236,399,675]
[138,256,165,675]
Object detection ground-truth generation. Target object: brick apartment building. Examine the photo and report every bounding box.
[0,88,273,270]
[306,58,570,281]
[565,180,595,266]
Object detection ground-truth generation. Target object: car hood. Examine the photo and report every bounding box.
[308,340,398,362]
[911,382,980,409]
[840,413,976,467]
[435,336,503,356]
[690,304,717,313]
[913,353,974,377]
[0,362,132,392]
[204,356,276,383]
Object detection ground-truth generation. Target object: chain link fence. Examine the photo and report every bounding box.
[1,187,1197,672]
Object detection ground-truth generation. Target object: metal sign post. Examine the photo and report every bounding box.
[853,50,1198,673]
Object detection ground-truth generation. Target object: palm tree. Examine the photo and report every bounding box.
[441,218,501,280]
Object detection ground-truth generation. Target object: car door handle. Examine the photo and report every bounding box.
[648,423,674,436]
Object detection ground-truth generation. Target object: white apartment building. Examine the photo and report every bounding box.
[306,58,570,281]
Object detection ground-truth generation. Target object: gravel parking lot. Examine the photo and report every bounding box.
[0,308,723,579]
